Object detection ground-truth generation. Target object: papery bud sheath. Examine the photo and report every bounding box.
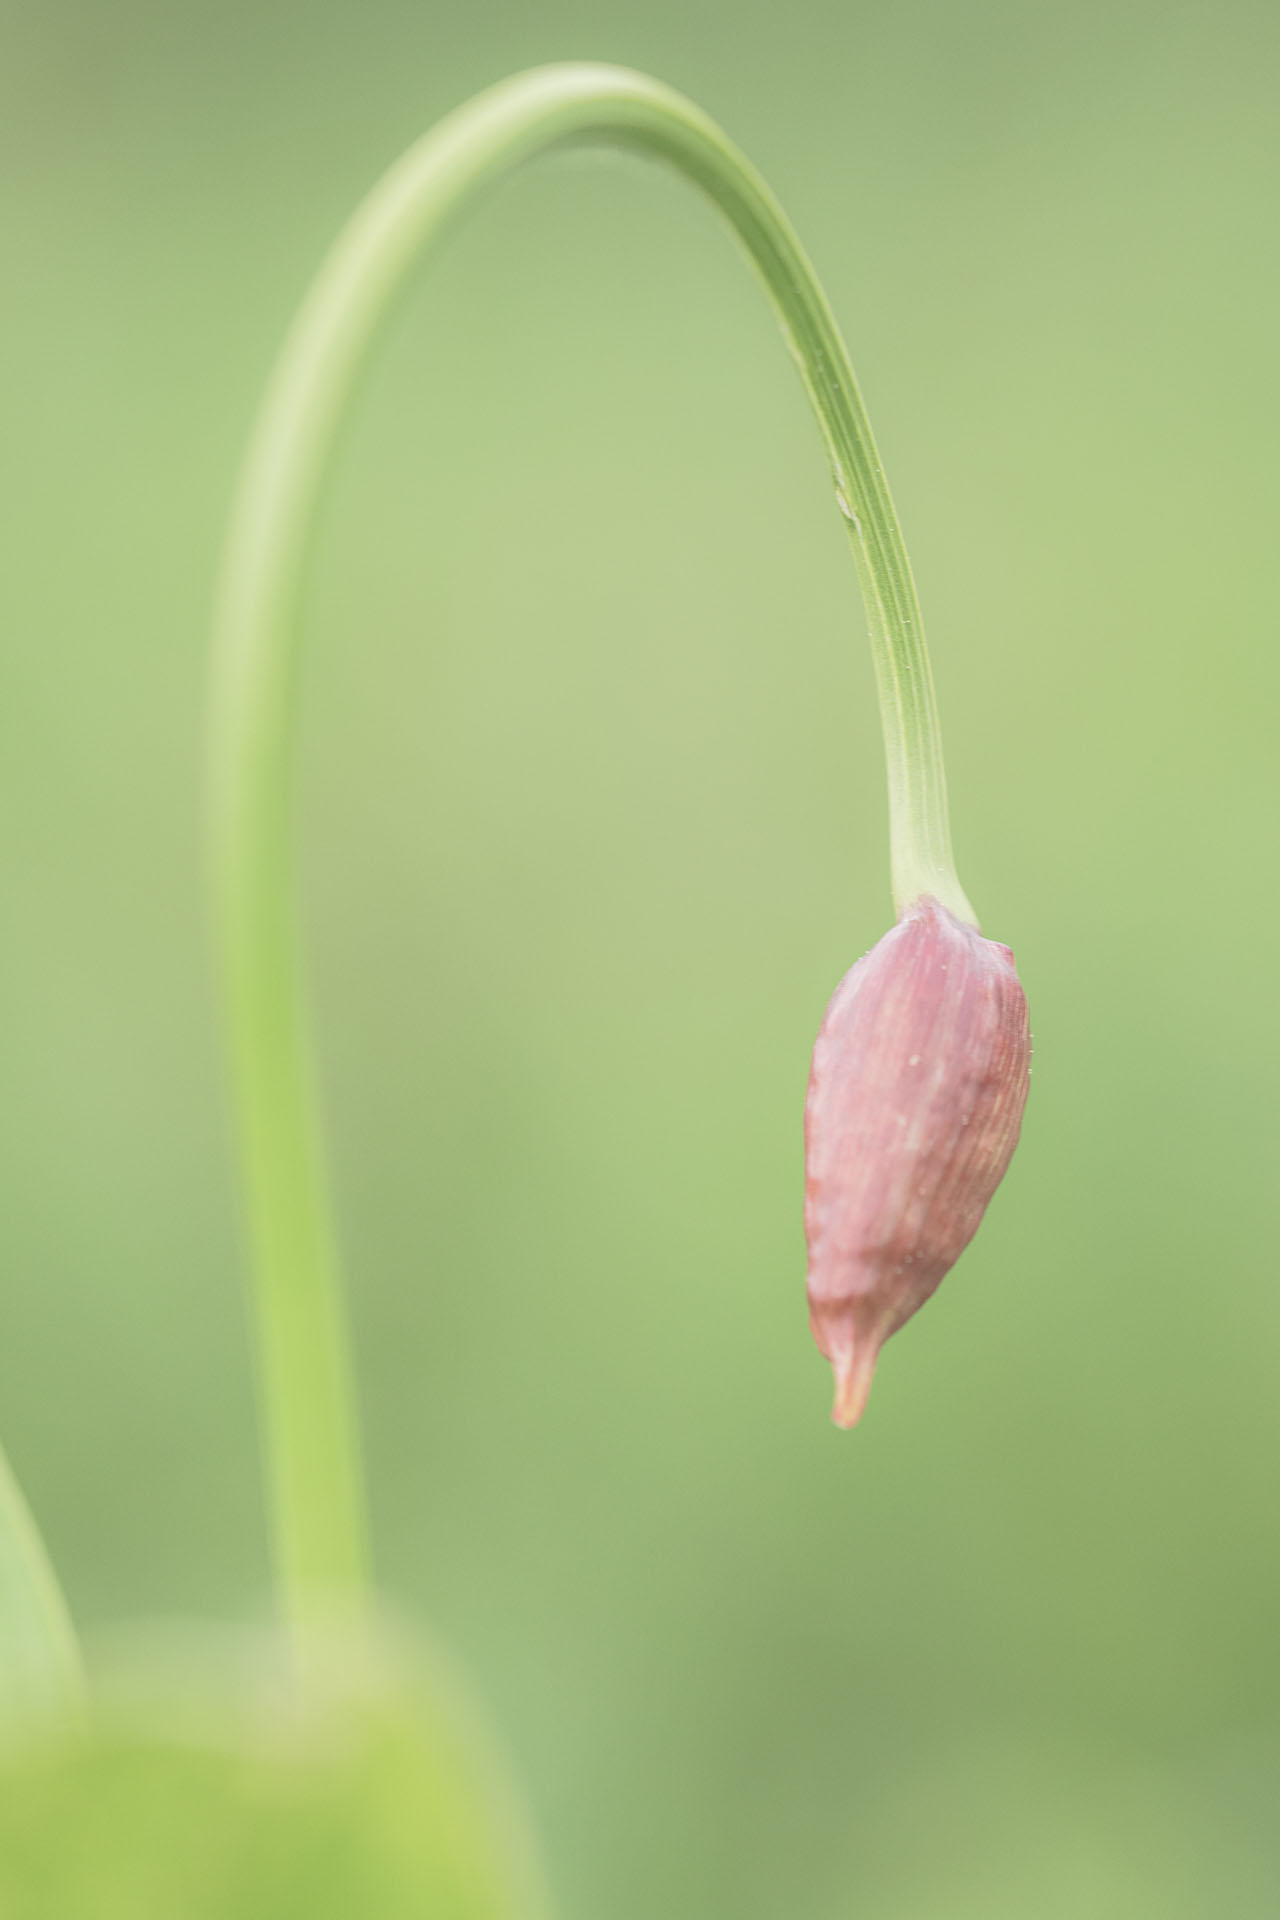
[804,896,1031,1426]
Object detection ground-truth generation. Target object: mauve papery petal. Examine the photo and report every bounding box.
[804,896,1030,1426]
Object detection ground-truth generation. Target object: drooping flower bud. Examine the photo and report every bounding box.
[803,895,1030,1427]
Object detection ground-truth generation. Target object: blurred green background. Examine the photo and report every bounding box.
[3,0,1280,1912]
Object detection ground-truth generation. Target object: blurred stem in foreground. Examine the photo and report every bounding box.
[209,62,974,1677]
[0,1443,82,1727]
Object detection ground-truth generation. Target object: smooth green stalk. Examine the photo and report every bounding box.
[0,1442,82,1727]
[210,62,975,1669]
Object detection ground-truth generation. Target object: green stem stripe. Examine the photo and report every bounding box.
[209,62,974,1661]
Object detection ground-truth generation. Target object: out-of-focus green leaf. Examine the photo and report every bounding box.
[0,1622,549,1920]
[0,1445,81,1731]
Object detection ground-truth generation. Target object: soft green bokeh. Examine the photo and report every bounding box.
[2,2,1279,1915]
[0,1623,547,1918]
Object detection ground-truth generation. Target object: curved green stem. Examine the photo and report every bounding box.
[210,61,974,1668]
[0,1442,82,1726]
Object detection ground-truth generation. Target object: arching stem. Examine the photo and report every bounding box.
[210,62,975,1673]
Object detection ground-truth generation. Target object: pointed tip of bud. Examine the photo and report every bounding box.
[830,1340,880,1429]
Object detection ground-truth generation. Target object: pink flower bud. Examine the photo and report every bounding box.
[804,895,1030,1427]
